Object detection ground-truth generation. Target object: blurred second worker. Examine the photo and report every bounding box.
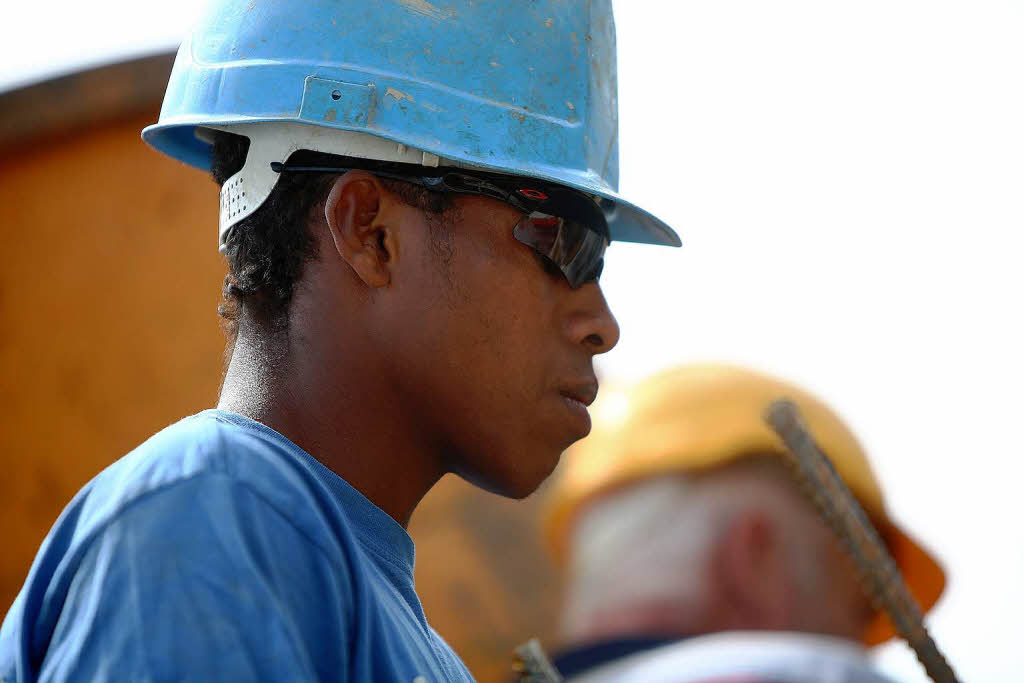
[543,364,945,683]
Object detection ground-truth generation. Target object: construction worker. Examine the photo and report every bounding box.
[0,2,679,681]
[544,364,945,682]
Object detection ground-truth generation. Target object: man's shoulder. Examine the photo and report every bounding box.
[113,410,299,484]
[0,413,363,683]
[74,411,333,549]
[568,632,896,683]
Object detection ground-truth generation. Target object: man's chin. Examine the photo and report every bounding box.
[455,448,564,500]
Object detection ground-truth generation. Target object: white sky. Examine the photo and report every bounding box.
[2,2,1020,681]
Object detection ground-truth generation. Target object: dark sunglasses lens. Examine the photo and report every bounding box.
[513,212,607,288]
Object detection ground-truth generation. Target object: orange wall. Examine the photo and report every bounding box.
[0,112,559,681]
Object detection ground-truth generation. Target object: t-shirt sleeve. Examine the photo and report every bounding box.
[38,473,353,682]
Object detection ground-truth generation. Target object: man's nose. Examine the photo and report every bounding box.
[565,282,620,355]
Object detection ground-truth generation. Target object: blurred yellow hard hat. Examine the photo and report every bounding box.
[544,363,945,646]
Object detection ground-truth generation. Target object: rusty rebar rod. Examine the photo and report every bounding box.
[764,399,960,683]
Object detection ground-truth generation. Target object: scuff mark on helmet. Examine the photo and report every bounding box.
[398,0,449,22]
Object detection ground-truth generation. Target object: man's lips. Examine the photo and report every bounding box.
[559,379,599,407]
[558,380,597,438]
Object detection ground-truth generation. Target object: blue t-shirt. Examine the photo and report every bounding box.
[0,410,474,682]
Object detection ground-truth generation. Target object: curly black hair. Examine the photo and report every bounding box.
[209,130,453,344]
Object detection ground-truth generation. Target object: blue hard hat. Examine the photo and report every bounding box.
[142,0,680,249]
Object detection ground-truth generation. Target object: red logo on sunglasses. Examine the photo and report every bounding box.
[517,188,549,200]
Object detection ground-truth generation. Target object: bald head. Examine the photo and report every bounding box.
[560,455,873,646]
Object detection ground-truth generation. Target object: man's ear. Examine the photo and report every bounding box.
[323,170,394,288]
[713,509,790,629]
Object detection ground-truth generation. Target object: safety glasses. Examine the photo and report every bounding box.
[271,159,609,288]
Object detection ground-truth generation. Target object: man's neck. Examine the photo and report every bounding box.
[217,321,445,529]
[561,601,698,648]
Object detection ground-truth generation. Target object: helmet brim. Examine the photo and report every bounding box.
[142,119,682,249]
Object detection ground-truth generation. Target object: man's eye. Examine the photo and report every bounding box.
[533,251,565,280]
[518,214,561,253]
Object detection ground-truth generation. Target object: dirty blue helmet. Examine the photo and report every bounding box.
[142,0,680,250]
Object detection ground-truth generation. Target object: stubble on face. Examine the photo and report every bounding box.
[411,196,585,498]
